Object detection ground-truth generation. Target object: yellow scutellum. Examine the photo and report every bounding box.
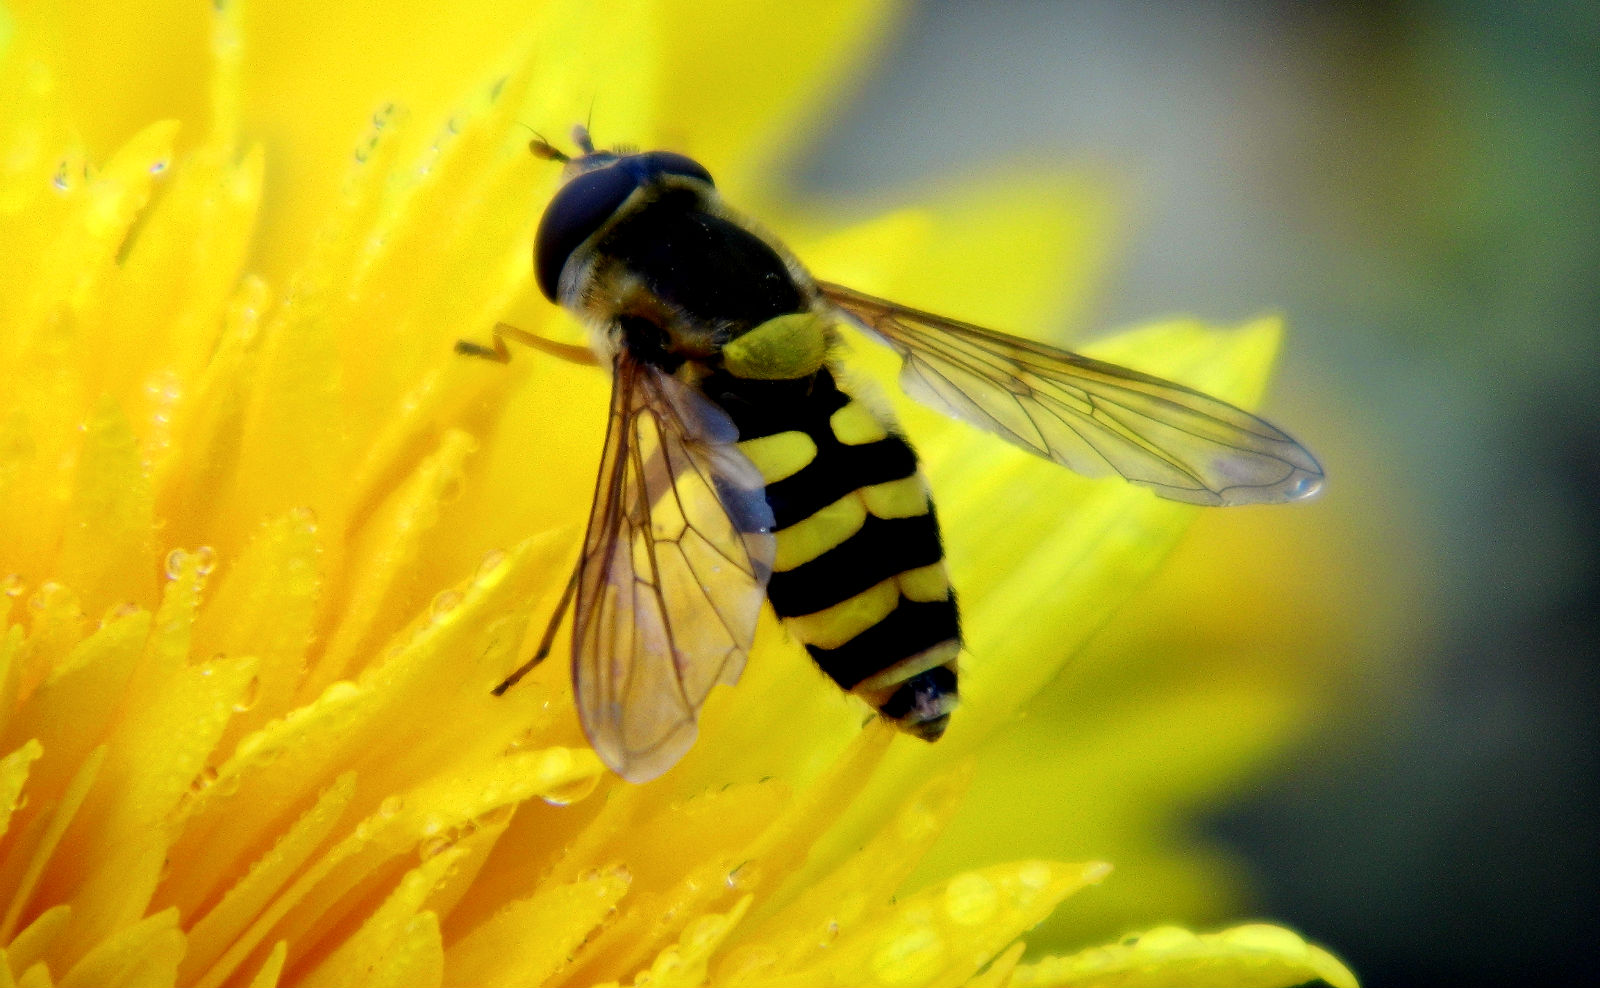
[0,2,1354,986]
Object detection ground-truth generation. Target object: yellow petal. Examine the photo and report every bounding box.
[445,866,631,987]
[191,508,323,751]
[0,746,105,945]
[4,904,70,978]
[961,941,1025,988]
[1010,922,1358,988]
[57,652,257,961]
[632,894,754,988]
[175,773,357,985]
[719,763,975,982]
[243,941,287,988]
[57,907,184,988]
[0,742,43,840]
[296,849,456,988]
[655,0,899,185]
[57,398,155,618]
[749,861,1107,988]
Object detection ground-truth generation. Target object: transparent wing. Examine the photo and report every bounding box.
[820,282,1324,506]
[574,353,776,782]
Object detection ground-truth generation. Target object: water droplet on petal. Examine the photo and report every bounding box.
[233,674,262,712]
[190,765,219,794]
[1017,862,1052,890]
[29,581,64,611]
[819,920,840,949]
[944,872,998,925]
[502,726,539,754]
[540,770,599,808]
[725,861,762,890]
[431,589,463,621]
[475,548,508,583]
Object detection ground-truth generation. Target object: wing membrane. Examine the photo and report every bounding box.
[574,354,775,781]
[820,282,1323,506]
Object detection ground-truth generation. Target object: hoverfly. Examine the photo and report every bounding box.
[459,125,1323,782]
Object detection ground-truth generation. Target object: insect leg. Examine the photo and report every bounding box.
[455,322,599,366]
[492,564,580,696]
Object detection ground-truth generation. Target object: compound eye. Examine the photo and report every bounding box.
[534,162,641,301]
[635,151,714,187]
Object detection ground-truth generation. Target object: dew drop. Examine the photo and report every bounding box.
[1017,861,1052,890]
[725,860,761,890]
[108,601,141,621]
[431,589,463,620]
[28,581,64,611]
[477,804,516,830]
[819,920,840,949]
[150,158,169,174]
[870,926,945,986]
[164,548,189,579]
[2,574,25,598]
[944,872,998,925]
[475,548,508,583]
[540,771,599,807]
[52,161,71,190]
[501,726,538,754]
[233,674,262,712]
[192,545,217,575]
[190,765,219,794]
[378,795,404,818]
[419,835,454,859]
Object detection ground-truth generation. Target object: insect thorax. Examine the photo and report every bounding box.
[570,185,814,368]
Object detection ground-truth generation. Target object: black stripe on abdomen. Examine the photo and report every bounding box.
[767,512,942,617]
[805,595,960,690]
[763,437,919,531]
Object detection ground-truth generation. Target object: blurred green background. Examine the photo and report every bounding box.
[791,2,1596,985]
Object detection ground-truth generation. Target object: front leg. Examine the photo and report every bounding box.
[455,322,599,366]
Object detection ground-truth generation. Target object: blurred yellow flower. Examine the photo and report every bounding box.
[0,1,1355,986]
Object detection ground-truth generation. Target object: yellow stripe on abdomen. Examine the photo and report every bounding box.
[737,430,816,485]
[783,577,900,650]
[772,494,866,571]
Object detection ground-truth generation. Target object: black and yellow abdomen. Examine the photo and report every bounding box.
[706,314,961,739]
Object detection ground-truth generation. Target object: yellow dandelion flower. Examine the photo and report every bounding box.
[0,2,1355,987]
